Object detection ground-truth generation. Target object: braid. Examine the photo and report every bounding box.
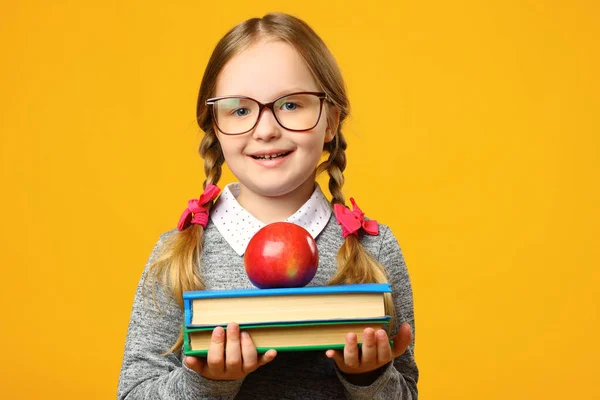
[323,129,396,325]
[145,130,225,356]
[200,131,224,187]
[319,131,347,206]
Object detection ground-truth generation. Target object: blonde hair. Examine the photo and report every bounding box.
[147,12,393,355]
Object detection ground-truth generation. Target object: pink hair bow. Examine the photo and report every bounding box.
[333,198,379,238]
[177,184,221,230]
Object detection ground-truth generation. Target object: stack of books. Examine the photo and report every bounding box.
[182,283,392,356]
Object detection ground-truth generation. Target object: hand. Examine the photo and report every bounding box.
[326,323,413,376]
[184,322,277,380]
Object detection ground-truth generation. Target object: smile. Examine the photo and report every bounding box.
[251,151,292,160]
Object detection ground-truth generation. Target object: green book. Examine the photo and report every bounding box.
[183,319,392,357]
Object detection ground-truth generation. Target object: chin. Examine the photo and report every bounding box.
[240,175,312,199]
[245,181,299,198]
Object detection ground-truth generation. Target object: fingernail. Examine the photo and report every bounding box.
[376,330,386,339]
[241,331,249,338]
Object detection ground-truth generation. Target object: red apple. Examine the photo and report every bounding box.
[244,222,319,289]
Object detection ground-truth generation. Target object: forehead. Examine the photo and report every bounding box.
[214,40,319,101]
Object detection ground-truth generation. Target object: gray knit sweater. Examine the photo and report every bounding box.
[117,215,418,399]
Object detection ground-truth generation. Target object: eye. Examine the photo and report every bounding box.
[281,102,298,111]
[233,108,251,117]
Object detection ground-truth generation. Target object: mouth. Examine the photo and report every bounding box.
[250,151,293,160]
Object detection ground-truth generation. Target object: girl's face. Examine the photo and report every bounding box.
[213,39,338,199]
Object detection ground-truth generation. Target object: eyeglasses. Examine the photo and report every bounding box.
[206,91,328,135]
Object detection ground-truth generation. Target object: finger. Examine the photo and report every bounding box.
[375,329,393,365]
[391,323,413,358]
[360,328,377,366]
[183,356,205,375]
[225,322,242,372]
[240,331,258,373]
[343,332,360,368]
[258,349,278,367]
[325,349,345,367]
[206,326,226,373]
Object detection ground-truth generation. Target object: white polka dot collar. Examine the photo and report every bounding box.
[209,182,332,256]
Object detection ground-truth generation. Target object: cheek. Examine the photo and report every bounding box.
[296,134,327,165]
[218,137,245,159]
[299,129,327,151]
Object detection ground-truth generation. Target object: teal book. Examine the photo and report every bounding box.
[183,283,392,328]
[183,318,393,356]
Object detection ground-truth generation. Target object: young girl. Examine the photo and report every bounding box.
[118,12,418,399]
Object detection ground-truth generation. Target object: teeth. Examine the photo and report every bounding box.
[254,152,289,160]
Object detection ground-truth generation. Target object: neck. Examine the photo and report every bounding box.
[236,179,316,224]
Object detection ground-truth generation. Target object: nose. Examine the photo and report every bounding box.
[251,107,282,141]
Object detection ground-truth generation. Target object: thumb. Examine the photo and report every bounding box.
[391,323,413,358]
[183,356,205,375]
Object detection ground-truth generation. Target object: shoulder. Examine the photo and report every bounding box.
[372,223,413,296]
[360,222,404,264]
[150,228,178,257]
[319,215,403,261]
[373,223,404,261]
[158,228,178,242]
[144,228,177,263]
[155,222,233,260]
[155,221,224,244]
[357,221,411,289]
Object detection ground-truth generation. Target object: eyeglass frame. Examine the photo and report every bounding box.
[205,91,329,135]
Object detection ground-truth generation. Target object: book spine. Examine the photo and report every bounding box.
[184,318,392,332]
[184,298,192,327]
[186,316,392,329]
[183,330,192,355]
[183,283,392,300]
[183,341,395,357]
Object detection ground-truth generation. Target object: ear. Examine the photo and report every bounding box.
[324,104,341,143]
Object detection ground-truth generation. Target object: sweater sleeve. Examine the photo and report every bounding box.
[335,225,419,399]
[117,234,245,400]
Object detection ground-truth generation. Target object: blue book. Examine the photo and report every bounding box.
[183,283,391,328]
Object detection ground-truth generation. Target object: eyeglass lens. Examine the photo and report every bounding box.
[212,93,322,134]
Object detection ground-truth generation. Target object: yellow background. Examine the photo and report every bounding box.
[1,1,598,399]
